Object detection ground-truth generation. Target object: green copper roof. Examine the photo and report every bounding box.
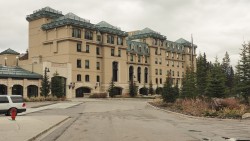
[95,21,127,36]
[126,40,150,56]
[41,12,95,30]
[0,66,42,79]
[175,38,197,48]
[128,27,166,40]
[26,7,63,22]
[0,48,20,55]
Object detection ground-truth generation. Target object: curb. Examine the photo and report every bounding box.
[28,116,70,141]
[147,102,246,121]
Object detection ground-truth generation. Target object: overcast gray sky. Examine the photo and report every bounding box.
[1,0,250,67]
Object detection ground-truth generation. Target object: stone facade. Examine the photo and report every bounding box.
[1,7,197,98]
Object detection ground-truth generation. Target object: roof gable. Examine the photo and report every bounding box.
[0,48,20,55]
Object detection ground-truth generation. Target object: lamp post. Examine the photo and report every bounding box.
[16,56,19,66]
[4,57,7,66]
[44,67,50,75]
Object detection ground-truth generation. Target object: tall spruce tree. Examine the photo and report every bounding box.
[206,57,226,98]
[108,78,116,98]
[40,69,50,97]
[196,53,208,96]
[235,42,250,104]
[51,72,64,98]
[149,80,154,95]
[181,66,197,99]
[222,52,234,96]
[162,74,176,102]
[129,80,137,97]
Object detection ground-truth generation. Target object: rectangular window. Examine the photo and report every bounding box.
[97,62,100,70]
[111,48,115,56]
[77,59,81,68]
[86,45,90,53]
[155,48,158,55]
[97,35,101,41]
[156,78,158,84]
[166,60,169,66]
[182,55,184,60]
[177,71,180,77]
[172,61,174,67]
[117,36,123,45]
[159,58,162,64]
[130,54,133,61]
[97,75,100,82]
[77,43,82,52]
[85,75,90,82]
[177,54,179,59]
[138,55,141,62]
[182,63,184,68]
[160,69,162,75]
[77,74,81,81]
[172,71,174,76]
[85,30,93,40]
[96,47,100,55]
[160,78,162,84]
[155,69,158,75]
[72,28,81,38]
[155,58,158,64]
[145,57,148,63]
[172,53,174,58]
[118,49,121,57]
[85,60,89,69]
[166,52,169,58]
[107,35,114,44]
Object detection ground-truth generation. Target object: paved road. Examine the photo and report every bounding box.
[27,99,250,141]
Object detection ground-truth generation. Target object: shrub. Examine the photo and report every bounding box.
[155,87,163,95]
[140,87,148,95]
[89,93,107,98]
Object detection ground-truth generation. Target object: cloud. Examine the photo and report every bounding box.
[0,0,249,67]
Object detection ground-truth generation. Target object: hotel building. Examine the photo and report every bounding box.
[0,7,197,98]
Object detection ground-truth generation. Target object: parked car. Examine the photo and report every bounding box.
[0,95,26,116]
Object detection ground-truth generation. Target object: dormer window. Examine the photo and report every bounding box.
[117,36,123,45]
[85,30,93,40]
[107,35,114,44]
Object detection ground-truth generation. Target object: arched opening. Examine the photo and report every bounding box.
[12,85,23,96]
[51,76,66,97]
[137,67,141,83]
[144,67,148,83]
[129,66,134,81]
[75,87,91,97]
[112,61,118,82]
[113,87,123,95]
[27,85,38,98]
[0,84,7,95]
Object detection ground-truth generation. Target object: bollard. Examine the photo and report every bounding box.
[11,108,17,120]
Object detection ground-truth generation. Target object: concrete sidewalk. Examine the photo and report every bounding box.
[0,101,81,141]
[0,115,69,141]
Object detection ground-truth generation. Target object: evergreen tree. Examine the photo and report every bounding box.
[51,72,64,98]
[196,53,208,96]
[181,67,197,99]
[129,80,137,97]
[40,69,50,97]
[206,57,226,98]
[235,42,250,104]
[162,74,176,102]
[149,80,154,95]
[108,78,116,98]
[222,52,234,96]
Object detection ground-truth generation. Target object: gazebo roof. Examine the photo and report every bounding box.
[0,66,42,79]
[0,48,20,55]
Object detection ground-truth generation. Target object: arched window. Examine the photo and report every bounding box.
[112,62,118,82]
[129,66,134,81]
[137,67,141,83]
[144,67,148,83]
